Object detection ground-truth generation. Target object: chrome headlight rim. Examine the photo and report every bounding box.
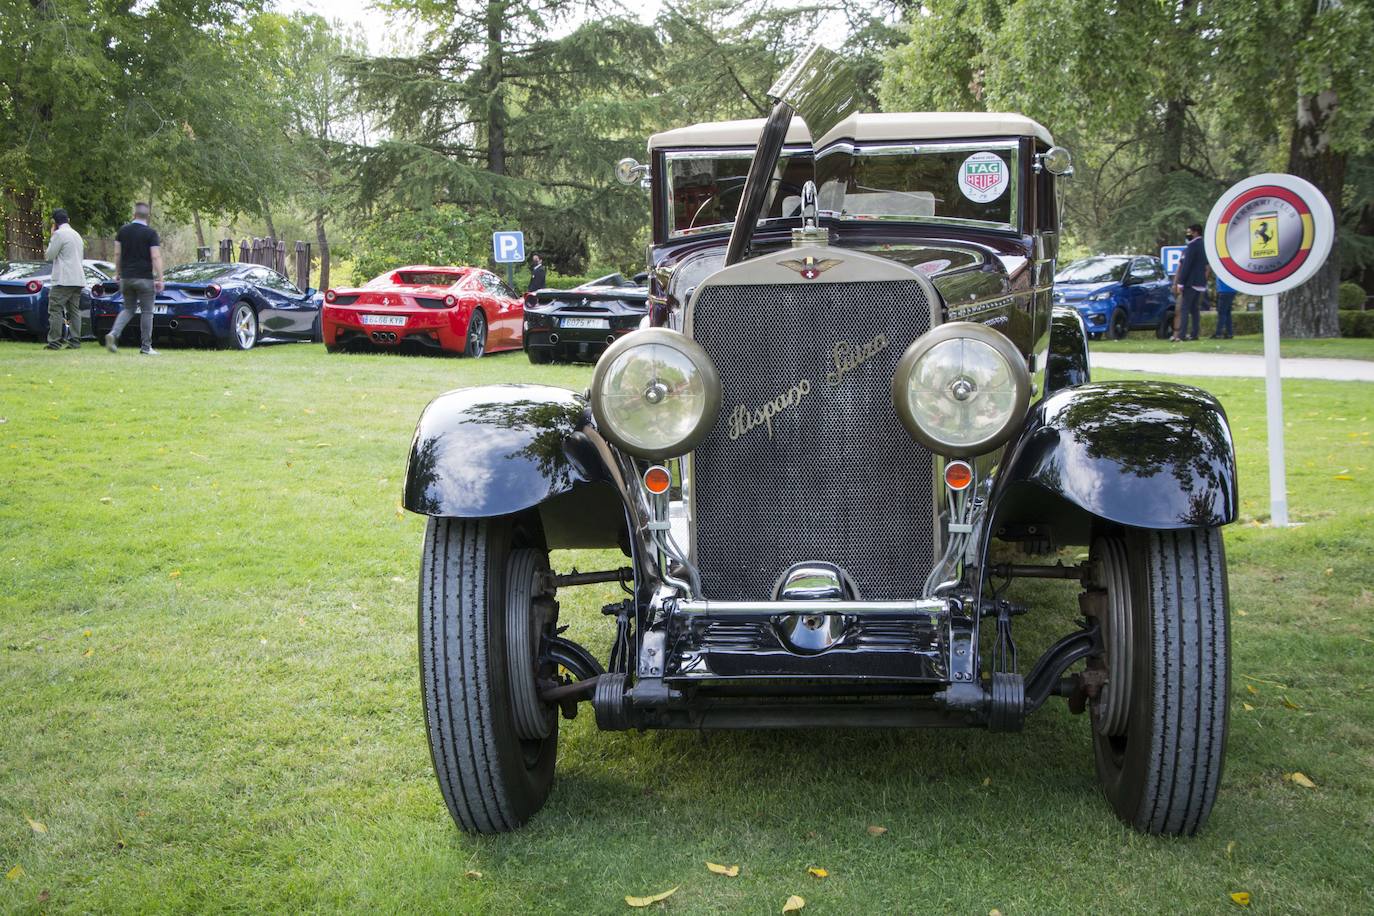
[589,327,722,461]
[891,321,1032,456]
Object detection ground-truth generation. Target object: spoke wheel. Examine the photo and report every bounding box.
[1089,528,1230,836]
[465,310,486,358]
[231,302,258,350]
[419,517,557,834]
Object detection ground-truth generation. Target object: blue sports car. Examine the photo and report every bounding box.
[91,262,322,350]
[0,259,111,341]
[1053,255,1175,339]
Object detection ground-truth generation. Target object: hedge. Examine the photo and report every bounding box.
[1338,282,1367,309]
[1187,309,1374,338]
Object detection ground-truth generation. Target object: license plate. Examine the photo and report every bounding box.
[153,305,170,315]
[362,314,407,327]
[561,316,609,329]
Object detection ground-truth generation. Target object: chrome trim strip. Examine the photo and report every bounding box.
[675,599,946,617]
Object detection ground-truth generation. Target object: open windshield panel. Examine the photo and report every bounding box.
[1056,257,1130,284]
[164,263,237,283]
[816,140,1019,232]
[664,149,814,238]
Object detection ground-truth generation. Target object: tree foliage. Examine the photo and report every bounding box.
[350,204,505,281]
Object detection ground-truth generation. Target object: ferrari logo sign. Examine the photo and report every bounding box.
[1249,212,1279,259]
[958,151,1008,203]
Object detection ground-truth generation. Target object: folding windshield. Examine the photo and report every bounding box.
[815,140,1019,231]
[664,150,814,237]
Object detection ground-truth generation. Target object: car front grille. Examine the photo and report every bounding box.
[688,279,939,600]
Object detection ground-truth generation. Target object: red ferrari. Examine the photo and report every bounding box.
[321,265,524,356]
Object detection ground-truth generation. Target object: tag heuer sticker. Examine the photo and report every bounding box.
[958,152,1008,203]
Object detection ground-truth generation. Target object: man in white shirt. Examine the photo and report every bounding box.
[44,208,85,350]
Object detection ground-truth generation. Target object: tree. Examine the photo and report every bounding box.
[350,204,503,281]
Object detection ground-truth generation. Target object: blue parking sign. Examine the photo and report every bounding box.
[492,230,525,264]
[1160,245,1186,276]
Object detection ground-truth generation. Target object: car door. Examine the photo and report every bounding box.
[489,273,523,346]
[264,269,313,337]
[1144,258,1172,321]
[476,272,512,348]
[1124,258,1156,327]
[80,264,108,338]
[247,267,302,337]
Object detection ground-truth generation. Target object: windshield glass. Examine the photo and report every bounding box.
[164,263,233,283]
[816,142,1018,229]
[395,270,466,286]
[1056,257,1130,284]
[664,150,813,237]
[0,261,50,280]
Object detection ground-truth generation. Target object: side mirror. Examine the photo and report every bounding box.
[614,157,650,189]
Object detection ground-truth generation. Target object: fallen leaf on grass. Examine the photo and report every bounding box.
[1281,696,1301,710]
[150,484,161,491]
[82,630,91,637]
[990,910,1003,916]
[1226,840,1236,858]
[5,864,23,881]
[1230,891,1251,906]
[1236,609,1248,617]
[1333,474,1353,481]
[99,497,112,504]
[1284,772,1317,789]
[1242,703,1255,712]
[706,862,740,877]
[807,867,828,878]
[37,890,49,903]
[82,649,92,658]
[625,886,678,907]
[982,777,991,786]
[782,895,805,913]
[23,816,45,834]
[1246,684,1259,696]
[464,870,482,879]
[866,825,887,836]
[169,570,181,579]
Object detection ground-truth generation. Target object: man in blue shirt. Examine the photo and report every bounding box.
[1211,276,1236,339]
[1171,223,1209,342]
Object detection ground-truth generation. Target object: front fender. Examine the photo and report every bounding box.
[991,380,1238,534]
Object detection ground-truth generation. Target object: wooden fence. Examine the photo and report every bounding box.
[210,237,313,291]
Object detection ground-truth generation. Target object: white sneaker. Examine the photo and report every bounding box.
[140,348,160,356]
[104,333,118,353]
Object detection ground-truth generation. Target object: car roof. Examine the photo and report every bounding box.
[648,112,1053,151]
[648,116,813,151]
[816,112,1053,147]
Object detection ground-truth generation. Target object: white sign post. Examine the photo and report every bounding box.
[1203,173,1334,528]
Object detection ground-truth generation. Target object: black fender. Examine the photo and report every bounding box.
[403,384,629,550]
[1043,304,1090,394]
[989,380,1238,542]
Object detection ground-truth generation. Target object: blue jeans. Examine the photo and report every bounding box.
[1215,292,1234,337]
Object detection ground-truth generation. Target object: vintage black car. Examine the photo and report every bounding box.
[403,47,1237,838]
[522,273,649,363]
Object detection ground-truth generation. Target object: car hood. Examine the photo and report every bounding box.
[1054,281,1116,301]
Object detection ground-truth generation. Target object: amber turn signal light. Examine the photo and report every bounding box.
[944,460,973,491]
[643,465,671,495]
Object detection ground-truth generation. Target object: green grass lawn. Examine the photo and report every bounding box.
[2,341,1372,914]
[1091,332,1374,361]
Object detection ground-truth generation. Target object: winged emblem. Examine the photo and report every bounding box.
[778,255,843,280]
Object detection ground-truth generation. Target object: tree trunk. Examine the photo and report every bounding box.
[192,211,205,248]
[1153,98,1189,250]
[315,208,330,292]
[1280,89,1344,337]
[485,0,506,175]
[262,198,277,240]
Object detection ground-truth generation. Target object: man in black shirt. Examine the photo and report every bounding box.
[1171,223,1209,342]
[106,202,164,355]
[527,253,546,294]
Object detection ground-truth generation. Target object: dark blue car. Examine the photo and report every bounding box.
[0,260,111,341]
[1053,255,1174,339]
[91,262,322,350]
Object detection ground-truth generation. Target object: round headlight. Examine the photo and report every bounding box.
[892,322,1031,456]
[590,328,721,460]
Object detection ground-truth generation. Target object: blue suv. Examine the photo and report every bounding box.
[1054,255,1174,339]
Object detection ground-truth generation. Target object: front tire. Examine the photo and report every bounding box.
[1109,308,1130,340]
[419,517,557,834]
[1089,528,1230,836]
[1156,309,1175,339]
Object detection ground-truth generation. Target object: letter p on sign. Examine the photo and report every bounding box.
[492,230,525,264]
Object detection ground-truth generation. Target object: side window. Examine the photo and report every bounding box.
[493,276,518,299]
[83,266,105,283]
[274,271,303,296]
[1149,258,1166,280]
[1128,258,1154,281]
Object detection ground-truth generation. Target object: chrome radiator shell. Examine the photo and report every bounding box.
[684,247,942,601]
